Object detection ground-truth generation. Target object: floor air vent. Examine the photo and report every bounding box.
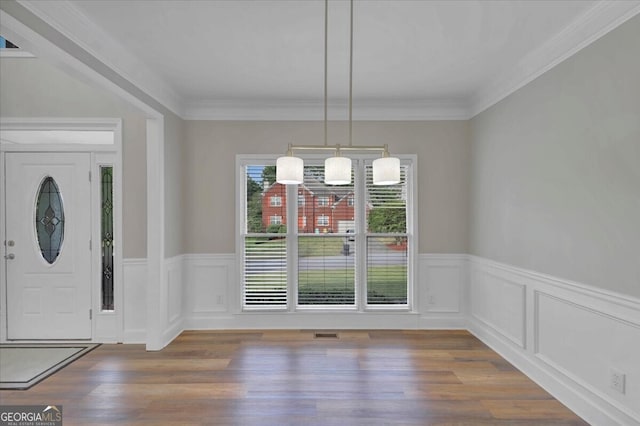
[314,332,339,339]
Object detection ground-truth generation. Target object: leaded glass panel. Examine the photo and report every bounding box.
[35,176,65,264]
[101,166,114,311]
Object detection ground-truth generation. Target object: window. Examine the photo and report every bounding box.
[317,215,329,226]
[35,176,65,264]
[101,166,114,311]
[0,36,19,49]
[270,215,282,225]
[240,157,414,311]
[270,195,282,207]
[365,164,409,305]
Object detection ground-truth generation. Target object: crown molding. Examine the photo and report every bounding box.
[183,99,471,121]
[17,0,185,117]
[469,0,640,118]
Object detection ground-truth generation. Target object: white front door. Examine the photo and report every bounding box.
[5,153,92,339]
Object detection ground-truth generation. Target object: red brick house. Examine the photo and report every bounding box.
[262,182,355,233]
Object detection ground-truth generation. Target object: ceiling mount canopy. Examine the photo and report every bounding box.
[276,0,400,186]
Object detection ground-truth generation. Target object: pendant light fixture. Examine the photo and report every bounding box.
[276,0,400,186]
[372,151,401,185]
[276,146,303,184]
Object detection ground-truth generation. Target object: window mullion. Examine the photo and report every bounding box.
[286,182,298,311]
[355,159,366,312]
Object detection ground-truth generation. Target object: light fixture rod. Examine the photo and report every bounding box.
[323,0,328,147]
[348,0,353,147]
[288,144,389,153]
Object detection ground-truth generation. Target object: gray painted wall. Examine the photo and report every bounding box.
[470,15,640,298]
[0,58,148,259]
[184,120,470,254]
[164,112,186,258]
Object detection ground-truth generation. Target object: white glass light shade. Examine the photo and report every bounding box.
[276,155,304,184]
[324,156,352,185]
[372,156,401,185]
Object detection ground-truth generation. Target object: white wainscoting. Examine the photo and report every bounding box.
[122,258,147,343]
[468,256,640,426]
[418,254,468,329]
[183,254,237,327]
[123,255,185,346]
[471,264,527,348]
[163,255,184,347]
[181,253,467,330]
[125,254,468,331]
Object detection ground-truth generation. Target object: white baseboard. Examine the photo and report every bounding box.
[122,258,147,343]
[122,328,146,344]
[185,312,422,330]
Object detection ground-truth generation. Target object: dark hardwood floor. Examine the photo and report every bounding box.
[0,330,589,425]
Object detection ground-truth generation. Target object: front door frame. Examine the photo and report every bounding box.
[0,117,123,343]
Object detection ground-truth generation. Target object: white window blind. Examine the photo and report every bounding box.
[244,237,287,307]
[243,165,287,309]
[366,236,408,304]
[365,164,409,306]
[295,165,356,306]
[298,236,355,306]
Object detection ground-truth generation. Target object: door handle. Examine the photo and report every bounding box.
[4,253,15,260]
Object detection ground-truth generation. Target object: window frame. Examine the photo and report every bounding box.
[237,154,417,313]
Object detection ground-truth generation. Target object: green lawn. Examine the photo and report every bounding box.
[297,265,407,305]
[245,236,345,257]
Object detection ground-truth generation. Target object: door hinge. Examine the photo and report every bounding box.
[89,239,92,250]
[89,309,92,320]
[89,170,92,182]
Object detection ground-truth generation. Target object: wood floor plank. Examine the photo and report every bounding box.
[482,399,586,420]
[0,330,588,425]
[89,358,231,371]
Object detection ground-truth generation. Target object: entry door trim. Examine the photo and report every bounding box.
[1,118,123,343]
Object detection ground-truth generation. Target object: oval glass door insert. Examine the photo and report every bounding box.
[35,176,65,264]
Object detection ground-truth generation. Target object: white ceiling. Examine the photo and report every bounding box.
[16,0,640,119]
